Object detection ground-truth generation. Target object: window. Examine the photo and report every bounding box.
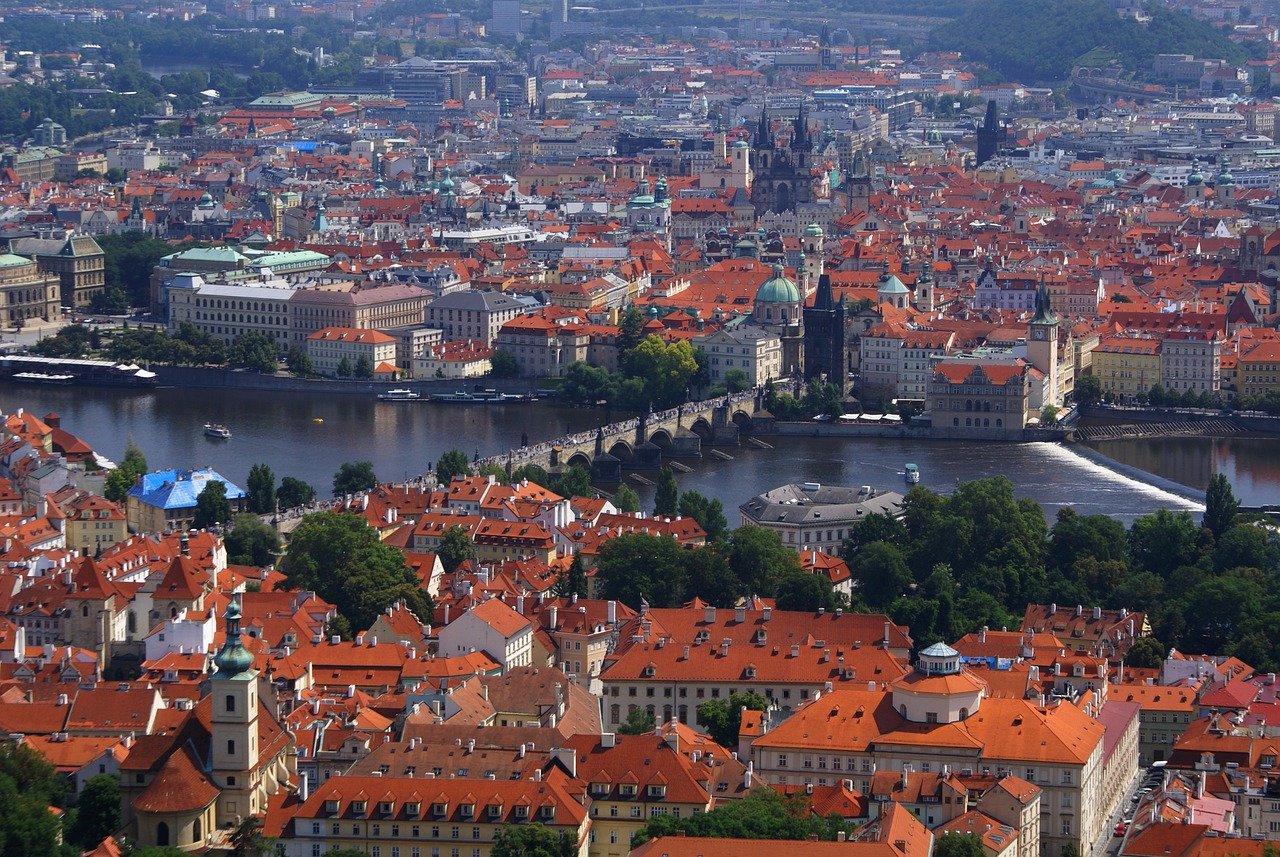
[225,694,236,712]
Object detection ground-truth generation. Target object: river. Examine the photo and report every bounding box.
[8,384,1272,522]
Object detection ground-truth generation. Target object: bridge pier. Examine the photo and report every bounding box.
[590,452,621,483]
[633,441,663,469]
[709,405,739,445]
[671,428,702,456]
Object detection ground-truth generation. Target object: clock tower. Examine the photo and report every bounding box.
[1027,282,1060,407]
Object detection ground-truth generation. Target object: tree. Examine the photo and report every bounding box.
[68,774,119,848]
[437,524,477,573]
[436,449,472,483]
[775,570,841,612]
[1125,636,1166,669]
[596,533,690,608]
[193,480,232,528]
[491,823,576,857]
[851,541,912,610]
[1075,374,1103,406]
[0,743,75,857]
[1061,843,1082,857]
[935,833,987,857]
[105,438,148,502]
[490,348,519,377]
[286,346,314,377]
[246,463,276,514]
[1129,509,1200,578]
[727,526,801,597]
[228,331,279,374]
[633,787,855,845]
[618,706,656,735]
[1213,524,1276,573]
[841,512,907,557]
[678,490,728,542]
[353,354,374,380]
[333,461,377,495]
[336,355,353,378]
[278,476,316,509]
[697,691,768,748]
[1203,473,1240,540]
[654,467,678,517]
[229,815,273,857]
[723,368,751,393]
[614,484,641,513]
[550,464,592,499]
[553,554,588,598]
[1040,404,1059,425]
[225,513,281,567]
[280,512,432,631]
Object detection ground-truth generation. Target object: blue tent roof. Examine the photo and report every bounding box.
[128,468,246,510]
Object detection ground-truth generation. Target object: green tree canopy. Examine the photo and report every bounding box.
[614,484,641,513]
[280,512,431,631]
[246,463,276,514]
[1203,473,1240,540]
[726,526,802,597]
[436,449,473,484]
[654,467,679,517]
[193,480,232,528]
[935,833,987,857]
[68,774,119,849]
[596,533,690,609]
[437,524,477,574]
[696,691,768,748]
[225,513,281,567]
[492,823,576,857]
[333,461,378,495]
[553,554,588,599]
[617,707,657,735]
[633,786,855,846]
[278,476,316,509]
[678,490,728,542]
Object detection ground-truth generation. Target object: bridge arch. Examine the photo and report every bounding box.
[731,409,754,430]
[648,428,673,451]
[567,451,593,471]
[689,417,712,439]
[607,439,634,462]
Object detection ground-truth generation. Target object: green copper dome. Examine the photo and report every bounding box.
[803,223,824,238]
[755,263,800,303]
[1187,158,1204,186]
[877,272,910,295]
[213,598,255,678]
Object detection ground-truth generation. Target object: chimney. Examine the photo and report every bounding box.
[601,732,616,748]
[734,606,745,624]
[607,600,617,624]
[979,626,987,643]
[180,533,189,556]
[664,730,679,752]
[762,606,772,621]
[467,739,475,754]
[883,622,891,646]
[790,644,800,658]
[743,761,753,790]
[1092,606,1102,620]
[516,595,525,615]
[1049,602,1057,615]
[1075,604,1082,617]
[549,606,558,629]
[552,746,576,777]
[300,771,310,802]
[704,606,715,624]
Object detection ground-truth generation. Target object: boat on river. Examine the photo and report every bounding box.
[377,388,422,402]
[905,462,920,483]
[204,423,232,439]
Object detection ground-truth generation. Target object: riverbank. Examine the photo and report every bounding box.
[153,365,544,395]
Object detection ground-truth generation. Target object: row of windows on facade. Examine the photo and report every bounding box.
[609,683,812,701]
[951,417,1005,428]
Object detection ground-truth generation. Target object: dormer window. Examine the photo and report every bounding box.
[378,801,394,816]
[514,805,530,820]
[433,802,448,817]
[487,803,503,818]
[647,784,667,799]
[590,782,610,796]
[351,801,367,815]
[619,784,637,797]
[642,664,656,678]
[460,803,474,818]
[405,803,420,817]
[540,806,555,820]
[324,800,340,816]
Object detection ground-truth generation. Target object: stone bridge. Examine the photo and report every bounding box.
[478,390,772,482]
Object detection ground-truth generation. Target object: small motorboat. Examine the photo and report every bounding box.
[312,417,324,424]
[905,463,920,483]
[204,423,232,439]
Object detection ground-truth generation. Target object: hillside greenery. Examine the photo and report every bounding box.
[929,0,1252,83]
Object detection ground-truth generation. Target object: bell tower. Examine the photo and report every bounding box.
[1028,282,1060,407]
[209,596,261,821]
[801,223,824,296]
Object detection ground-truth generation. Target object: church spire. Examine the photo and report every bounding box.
[793,103,808,152]
[213,595,254,678]
[1031,280,1058,326]
[758,106,770,148]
